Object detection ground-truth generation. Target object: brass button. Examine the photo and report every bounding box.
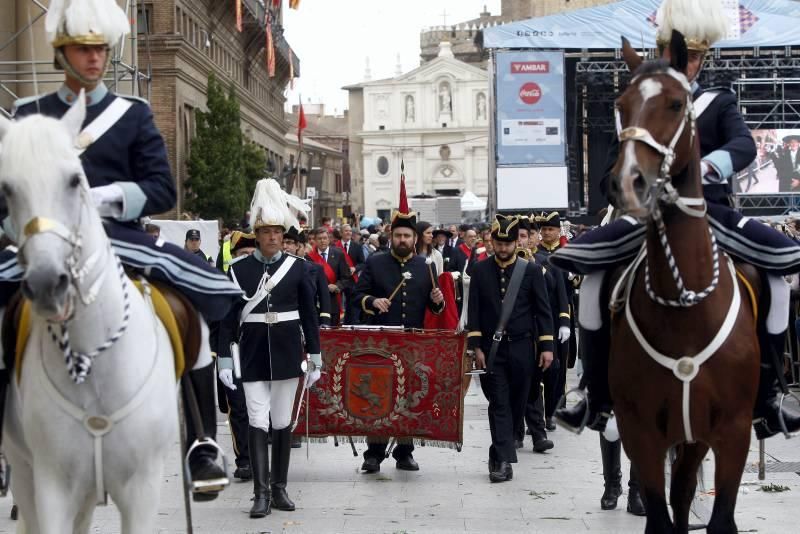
[402,291,407,296]
[501,288,506,293]
[501,277,506,284]
[402,313,406,318]
[402,302,406,307]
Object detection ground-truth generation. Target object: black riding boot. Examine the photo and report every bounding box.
[554,327,612,432]
[183,362,226,501]
[599,435,622,510]
[248,426,271,518]
[754,333,800,439]
[270,427,296,511]
[627,465,646,516]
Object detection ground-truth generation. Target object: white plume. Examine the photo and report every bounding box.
[249,178,310,231]
[47,0,131,45]
[656,0,729,47]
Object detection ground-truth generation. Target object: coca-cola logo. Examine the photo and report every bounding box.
[519,82,542,105]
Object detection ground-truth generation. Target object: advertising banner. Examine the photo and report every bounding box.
[736,129,800,194]
[495,51,566,166]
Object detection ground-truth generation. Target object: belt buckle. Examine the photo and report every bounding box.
[264,312,279,324]
[492,332,503,343]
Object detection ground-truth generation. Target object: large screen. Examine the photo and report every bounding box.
[736,129,800,194]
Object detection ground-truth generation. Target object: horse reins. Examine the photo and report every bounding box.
[17,186,130,384]
[616,67,721,308]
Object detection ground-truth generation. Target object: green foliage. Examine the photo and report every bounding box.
[186,73,266,225]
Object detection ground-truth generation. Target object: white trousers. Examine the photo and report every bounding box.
[243,378,300,432]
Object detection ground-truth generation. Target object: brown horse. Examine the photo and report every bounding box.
[606,32,760,534]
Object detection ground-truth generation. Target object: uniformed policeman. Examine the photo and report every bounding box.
[352,210,445,473]
[0,0,242,499]
[217,179,321,518]
[553,0,800,440]
[467,215,554,483]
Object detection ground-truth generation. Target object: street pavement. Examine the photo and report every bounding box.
[0,376,797,533]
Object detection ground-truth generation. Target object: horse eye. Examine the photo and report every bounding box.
[670,100,683,111]
[69,174,82,188]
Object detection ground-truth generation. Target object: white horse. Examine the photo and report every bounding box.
[0,92,178,533]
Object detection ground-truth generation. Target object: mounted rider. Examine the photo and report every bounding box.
[552,0,800,440]
[0,0,242,498]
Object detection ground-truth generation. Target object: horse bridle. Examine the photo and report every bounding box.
[615,67,720,308]
[16,186,131,383]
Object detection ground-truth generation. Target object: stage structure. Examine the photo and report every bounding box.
[483,0,800,221]
[0,0,151,117]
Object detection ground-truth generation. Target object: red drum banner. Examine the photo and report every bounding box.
[293,329,468,448]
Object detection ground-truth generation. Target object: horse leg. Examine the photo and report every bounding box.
[71,490,97,534]
[623,436,672,534]
[32,468,80,534]
[706,429,750,534]
[669,442,709,534]
[6,454,39,534]
[114,460,165,534]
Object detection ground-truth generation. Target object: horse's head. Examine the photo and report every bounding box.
[609,30,697,218]
[0,92,91,320]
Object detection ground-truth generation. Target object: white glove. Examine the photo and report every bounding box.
[305,368,321,389]
[558,326,571,343]
[90,184,124,218]
[218,368,237,391]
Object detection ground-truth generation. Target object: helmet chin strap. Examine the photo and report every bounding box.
[54,47,111,90]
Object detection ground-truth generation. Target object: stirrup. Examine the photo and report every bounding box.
[554,387,591,434]
[778,391,800,439]
[184,438,230,494]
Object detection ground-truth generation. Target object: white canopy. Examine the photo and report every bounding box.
[461,191,487,211]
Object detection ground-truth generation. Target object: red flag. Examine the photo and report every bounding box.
[289,0,301,9]
[297,103,307,143]
[266,14,275,77]
[235,0,242,32]
[424,272,459,330]
[272,0,280,7]
[399,159,409,213]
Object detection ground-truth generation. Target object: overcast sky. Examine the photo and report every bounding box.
[283,0,501,115]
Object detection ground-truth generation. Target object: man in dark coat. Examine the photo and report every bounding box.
[352,211,445,473]
[283,227,331,326]
[308,228,353,326]
[467,215,554,483]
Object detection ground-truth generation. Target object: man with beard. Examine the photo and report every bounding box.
[353,211,445,473]
[467,215,554,483]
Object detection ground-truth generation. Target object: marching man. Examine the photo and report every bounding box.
[218,179,322,518]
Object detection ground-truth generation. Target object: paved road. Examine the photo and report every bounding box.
[0,378,797,533]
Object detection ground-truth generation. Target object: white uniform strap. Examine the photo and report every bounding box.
[239,256,297,325]
[76,97,133,155]
[693,91,720,119]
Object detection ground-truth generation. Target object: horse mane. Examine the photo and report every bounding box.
[1,115,80,178]
[632,58,671,78]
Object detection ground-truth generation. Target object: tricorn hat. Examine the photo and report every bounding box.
[390,210,418,234]
[249,178,310,232]
[517,215,532,232]
[230,231,256,252]
[536,211,561,229]
[490,214,520,243]
[284,226,301,242]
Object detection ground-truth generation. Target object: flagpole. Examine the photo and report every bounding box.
[297,95,306,225]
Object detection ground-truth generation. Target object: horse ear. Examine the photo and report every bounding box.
[621,36,643,72]
[669,30,689,74]
[61,89,86,140]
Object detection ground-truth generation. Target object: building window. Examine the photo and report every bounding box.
[335,173,343,194]
[137,4,152,34]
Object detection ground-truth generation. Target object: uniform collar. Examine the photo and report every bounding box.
[254,249,283,265]
[391,250,413,263]
[540,241,560,253]
[57,82,108,107]
[494,255,516,269]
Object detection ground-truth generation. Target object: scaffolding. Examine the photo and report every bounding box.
[0,0,151,118]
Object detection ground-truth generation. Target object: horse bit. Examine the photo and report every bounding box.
[615,66,720,309]
[17,186,131,384]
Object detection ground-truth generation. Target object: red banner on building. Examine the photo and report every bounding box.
[266,14,275,77]
[235,0,242,32]
[293,329,468,447]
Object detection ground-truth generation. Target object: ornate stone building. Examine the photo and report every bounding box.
[0,0,297,218]
[346,43,489,220]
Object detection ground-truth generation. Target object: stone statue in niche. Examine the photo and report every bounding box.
[405,95,415,122]
[476,92,487,120]
[439,82,452,116]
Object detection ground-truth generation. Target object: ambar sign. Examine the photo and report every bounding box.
[519,82,542,105]
[511,61,550,74]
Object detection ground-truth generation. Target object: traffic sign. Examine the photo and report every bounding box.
[306,187,317,199]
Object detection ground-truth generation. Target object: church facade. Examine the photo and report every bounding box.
[345,43,489,220]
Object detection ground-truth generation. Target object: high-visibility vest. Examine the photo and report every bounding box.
[221,240,233,272]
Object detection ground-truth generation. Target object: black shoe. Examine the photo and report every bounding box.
[189,456,226,502]
[489,461,513,483]
[234,465,252,481]
[291,435,302,449]
[361,456,381,473]
[270,428,296,511]
[533,438,554,453]
[248,426,271,518]
[395,455,420,471]
[514,439,524,450]
[627,487,646,516]
[753,360,800,439]
[600,483,622,510]
[488,457,496,474]
[545,417,557,431]
[554,397,610,434]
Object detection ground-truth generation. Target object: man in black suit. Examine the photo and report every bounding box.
[433,228,452,271]
[310,228,354,326]
[340,224,366,271]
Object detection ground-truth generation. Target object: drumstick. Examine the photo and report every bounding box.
[425,257,438,288]
[387,272,413,302]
